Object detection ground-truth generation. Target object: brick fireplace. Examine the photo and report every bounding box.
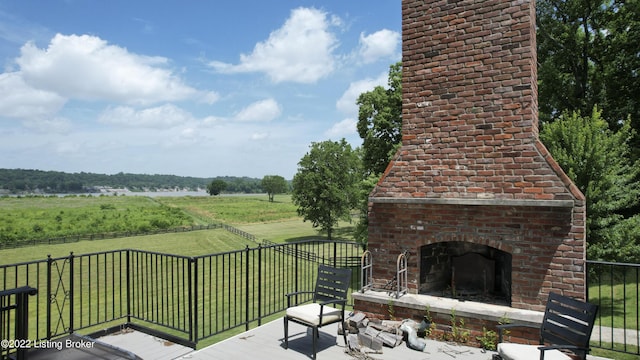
[353,0,587,336]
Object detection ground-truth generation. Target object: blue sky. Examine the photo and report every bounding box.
[0,1,401,179]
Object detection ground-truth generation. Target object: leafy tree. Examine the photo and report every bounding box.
[353,173,380,247]
[206,179,227,196]
[291,139,360,240]
[537,0,640,156]
[353,62,403,245]
[357,62,403,176]
[261,175,288,202]
[537,0,603,122]
[540,107,640,262]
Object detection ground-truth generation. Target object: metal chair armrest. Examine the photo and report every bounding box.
[285,291,315,307]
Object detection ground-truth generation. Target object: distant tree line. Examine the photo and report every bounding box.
[0,169,267,194]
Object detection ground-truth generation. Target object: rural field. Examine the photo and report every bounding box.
[0,193,359,352]
[0,194,356,264]
[0,195,636,359]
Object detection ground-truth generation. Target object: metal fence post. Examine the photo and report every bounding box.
[188,257,195,344]
[245,246,250,332]
[126,250,131,324]
[16,288,35,360]
[257,244,262,327]
[1,287,37,360]
[585,261,590,301]
[68,252,74,334]
[294,243,299,304]
[46,255,52,339]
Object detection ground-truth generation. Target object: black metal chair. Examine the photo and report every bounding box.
[496,292,598,360]
[283,264,351,359]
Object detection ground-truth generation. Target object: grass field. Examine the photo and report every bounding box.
[0,229,259,264]
[236,217,356,243]
[157,194,299,224]
[1,194,637,357]
[0,193,360,263]
[0,195,194,244]
[0,194,355,263]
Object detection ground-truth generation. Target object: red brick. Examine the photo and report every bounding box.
[366,0,586,313]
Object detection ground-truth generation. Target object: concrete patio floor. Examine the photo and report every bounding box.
[27,316,620,359]
[22,319,624,360]
[90,317,616,360]
[179,318,496,360]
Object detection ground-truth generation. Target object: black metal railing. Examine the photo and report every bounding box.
[3,247,638,358]
[0,286,37,360]
[587,260,640,357]
[0,240,362,354]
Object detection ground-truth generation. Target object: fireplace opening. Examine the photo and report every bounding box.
[419,242,512,306]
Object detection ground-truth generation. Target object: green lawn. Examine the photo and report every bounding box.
[157,194,299,224]
[591,343,639,360]
[0,195,194,245]
[236,218,356,243]
[588,267,640,330]
[0,229,256,264]
[0,194,357,250]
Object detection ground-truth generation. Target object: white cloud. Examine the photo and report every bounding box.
[0,72,66,119]
[210,7,339,83]
[325,118,357,138]
[234,98,282,122]
[250,132,269,140]
[162,126,205,148]
[16,33,198,105]
[201,115,225,127]
[99,104,193,128]
[23,116,72,134]
[200,91,220,105]
[358,29,400,64]
[336,72,388,116]
[54,140,82,155]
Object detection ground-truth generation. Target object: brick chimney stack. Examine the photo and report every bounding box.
[373,0,581,201]
[365,0,588,309]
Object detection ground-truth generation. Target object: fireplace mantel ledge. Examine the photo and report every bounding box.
[369,197,575,208]
[353,290,544,327]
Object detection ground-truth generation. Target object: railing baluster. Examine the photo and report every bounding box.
[245,246,250,331]
[257,244,262,326]
[46,255,52,339]
[68,252,74,334]
[636,266,639,353]
[624,267,628,353]
[294,243,299,305]
[189,257,195,344]
[126,250,131,324]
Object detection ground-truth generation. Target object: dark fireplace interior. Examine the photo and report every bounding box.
[419,242,512,305]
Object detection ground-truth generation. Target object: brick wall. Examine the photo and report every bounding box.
[375,0,581,200]
[353,297,543,347]
[362,0,587,311]
[367,201,586,310]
